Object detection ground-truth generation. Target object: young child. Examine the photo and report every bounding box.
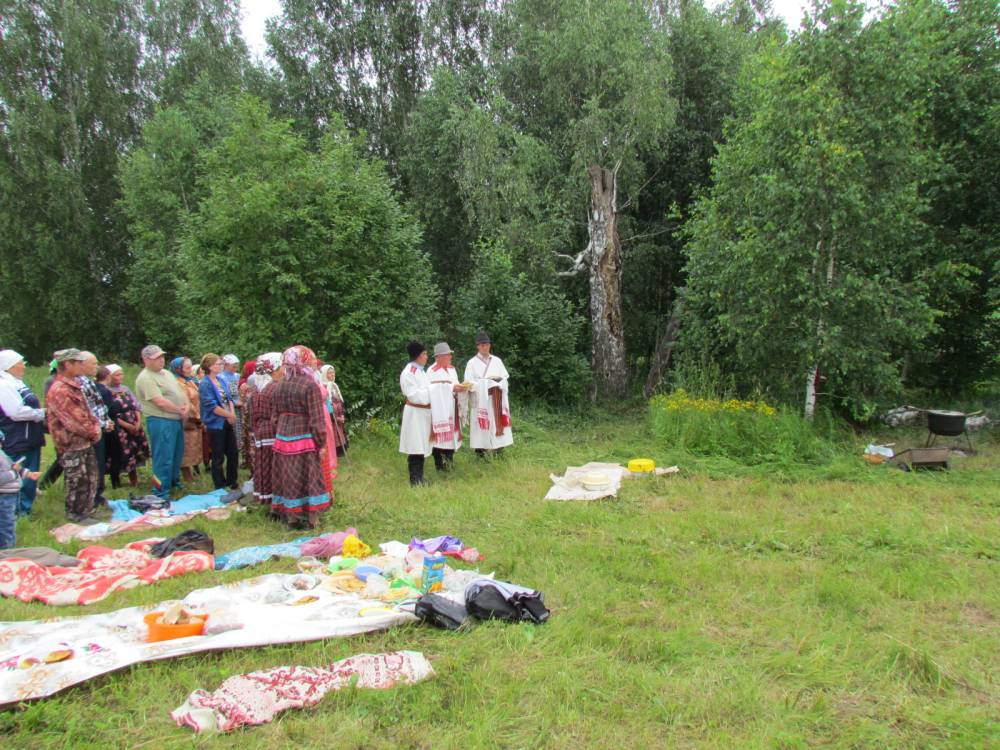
[0,429,41,549]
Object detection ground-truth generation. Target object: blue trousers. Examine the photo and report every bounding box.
[10,447,40,516]
[146,417,184,498]
[0,495,15,549]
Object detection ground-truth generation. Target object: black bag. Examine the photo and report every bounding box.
[414,594,470,631]
[127,493,170,513]
[149,530,215,558]
[465,580,550,625]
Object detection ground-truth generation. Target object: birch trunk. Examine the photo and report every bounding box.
[587,164,627,399]
[804,239,835,420]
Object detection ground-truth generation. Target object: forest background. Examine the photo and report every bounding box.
[1,0,997,420]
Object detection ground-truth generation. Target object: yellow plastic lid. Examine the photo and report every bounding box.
[628,458,656,473]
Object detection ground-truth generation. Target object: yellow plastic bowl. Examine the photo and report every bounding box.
[628,458,655,473]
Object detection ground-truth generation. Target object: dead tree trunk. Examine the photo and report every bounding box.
[587,164,627,399]
[643,297,683,398]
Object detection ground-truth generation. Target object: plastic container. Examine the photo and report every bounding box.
[421,555,446,593]
[144,611,208,642]
[328,556,358,573]
[628,458,655,473]
[353,565,382,582]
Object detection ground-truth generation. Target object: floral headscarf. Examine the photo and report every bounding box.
[319,364,343,402]
[282,345,317,380]
[254,352,282,391]
[168,356,194,382]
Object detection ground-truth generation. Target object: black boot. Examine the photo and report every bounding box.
[407,454,426,486]
[432,448,446,472]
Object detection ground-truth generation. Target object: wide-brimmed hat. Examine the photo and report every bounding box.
[475,330,491,345]
[433,342,453,357]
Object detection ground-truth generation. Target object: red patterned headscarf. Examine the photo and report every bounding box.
[282,345,317,379]
[239,361,256,387]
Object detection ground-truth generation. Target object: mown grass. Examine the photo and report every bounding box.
[0,372,998,748]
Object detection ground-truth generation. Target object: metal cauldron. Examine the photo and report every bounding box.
[926,410,967,437]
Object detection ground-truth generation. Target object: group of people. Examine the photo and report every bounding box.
[0,330,510,548]
[130,345,346,529]
[399,331,514,485]
[0,343,351,548]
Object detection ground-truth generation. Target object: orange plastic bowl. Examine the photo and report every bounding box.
[144,611,209,642]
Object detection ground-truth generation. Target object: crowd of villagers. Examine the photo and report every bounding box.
[0,344,348,546]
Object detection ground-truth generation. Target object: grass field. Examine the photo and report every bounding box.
[1,375,998,748]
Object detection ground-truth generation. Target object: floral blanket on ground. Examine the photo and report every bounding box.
[0,540,213,606]
[50,505,240,544]
[0,572,416,705]
[171,651,433,733]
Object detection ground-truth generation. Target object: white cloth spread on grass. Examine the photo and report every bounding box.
[0,573,416,705]
[546,462,627,501]
[545,462,680,501]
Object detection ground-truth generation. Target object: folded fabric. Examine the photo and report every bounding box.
[213,536,314,571]
[0,547,81,567]
[51,505,239,544]
[171,651,434,733]
[300,527,357,558]
[408,535,482,562]
[150,530,214,558]
[168,489,228,515]
[0,540,213,606]
[409,535,464,555]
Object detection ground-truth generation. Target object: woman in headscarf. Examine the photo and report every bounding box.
[248,353,282,505]
[168,356,203,484]
[0,350,46,514]
[319,364,349,457]
[237,360,257,474]
[269,345,334,528]
[105,364,149,487]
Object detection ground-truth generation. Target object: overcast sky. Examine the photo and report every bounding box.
[239,0,815,60]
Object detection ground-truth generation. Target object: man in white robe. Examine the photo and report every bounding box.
[399,341,432,485]
[463,330,513,455]
[427,342,465,473]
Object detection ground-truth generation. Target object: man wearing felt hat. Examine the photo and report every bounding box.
[463,330,513,455]
[399,341,433,485]
[427,341,466,473]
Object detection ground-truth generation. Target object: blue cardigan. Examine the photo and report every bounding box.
[198,377,230,431]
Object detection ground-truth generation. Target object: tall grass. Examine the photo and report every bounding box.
[649,389,837,465]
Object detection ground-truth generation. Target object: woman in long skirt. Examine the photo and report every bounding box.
[269,346,333,528]
[248,353,281,505]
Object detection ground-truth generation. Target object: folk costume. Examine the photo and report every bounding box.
[427,342,464,472]
[399,342,432,486]
[168,358,203,474]
[463,332,513,452]
[319,365,349,457]
[270,346,332,527]
[248,353,281,505]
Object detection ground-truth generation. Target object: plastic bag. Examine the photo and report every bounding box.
[465,580,549,624]
[414,594,470,631]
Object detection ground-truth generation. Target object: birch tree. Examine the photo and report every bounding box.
[502,0,675,398]
[682,0,940,417]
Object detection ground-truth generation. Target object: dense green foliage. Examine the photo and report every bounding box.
[0,0,996,413]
